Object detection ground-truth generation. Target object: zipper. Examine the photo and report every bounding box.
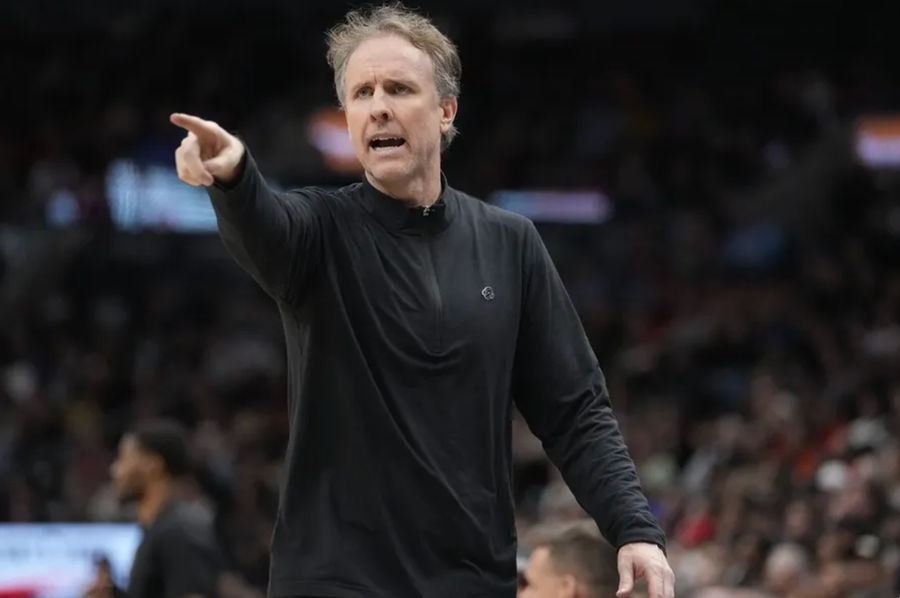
[423,214,442,351]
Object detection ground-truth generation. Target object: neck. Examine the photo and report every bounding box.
[365,161,442,208]
[138,479,174,528]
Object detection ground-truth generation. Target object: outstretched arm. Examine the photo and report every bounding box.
[171,113,324,301]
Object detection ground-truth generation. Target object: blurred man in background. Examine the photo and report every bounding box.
[518,521,620,598]
[109,419,221,598]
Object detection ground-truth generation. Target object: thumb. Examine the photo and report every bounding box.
[617,551,634,597]
[202,142,245,185]
[203,141,243,172]
[203,153,235,174]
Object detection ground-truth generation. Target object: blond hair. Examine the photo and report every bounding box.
[326,3,461,150]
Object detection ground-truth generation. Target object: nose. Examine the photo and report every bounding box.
[369,88,392,123]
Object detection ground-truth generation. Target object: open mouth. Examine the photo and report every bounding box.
[369,137,406,150]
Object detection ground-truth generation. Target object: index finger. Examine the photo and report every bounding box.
[169,112,217,137]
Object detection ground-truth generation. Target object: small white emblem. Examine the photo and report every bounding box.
[481,286,495,301]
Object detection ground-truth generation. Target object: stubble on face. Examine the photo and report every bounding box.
[342,34,453,203]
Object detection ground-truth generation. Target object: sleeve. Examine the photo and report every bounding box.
[512,220,666,551]
[158,525,221,598]
[206,147,324,303]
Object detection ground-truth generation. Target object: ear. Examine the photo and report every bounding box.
[438,95,458,134]
[558,573,578,598]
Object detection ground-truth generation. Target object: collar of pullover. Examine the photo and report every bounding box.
[360,173,453,235]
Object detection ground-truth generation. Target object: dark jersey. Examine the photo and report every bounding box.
[207,152,665,598]
[128,500,221,598]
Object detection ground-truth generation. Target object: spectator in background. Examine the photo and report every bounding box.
[518,521,620,598]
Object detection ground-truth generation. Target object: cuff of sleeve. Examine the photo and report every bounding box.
[211,144,251,191]
[206,146,258,213]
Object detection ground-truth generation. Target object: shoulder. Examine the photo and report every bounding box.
[280,182,356,205]
[284,182,366,215]
[288,181,361,200]
[152,501,215,544]
[451,188,537,239]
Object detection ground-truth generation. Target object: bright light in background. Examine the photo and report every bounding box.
[0,523,142,598]
[856,115,900,169]
[488,190,613,224]
[106,159,218,232]
[307,107,362,176]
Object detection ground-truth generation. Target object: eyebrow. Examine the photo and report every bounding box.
[384,77,416,86]
[350,77,417,92]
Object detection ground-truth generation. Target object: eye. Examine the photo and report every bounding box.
[394,83,411,94]
[355,86,372,98]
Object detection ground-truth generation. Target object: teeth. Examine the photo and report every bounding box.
[370,137,404,149]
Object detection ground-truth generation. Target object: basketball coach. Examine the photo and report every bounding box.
[171,5,674,598]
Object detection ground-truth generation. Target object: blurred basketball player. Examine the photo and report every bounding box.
[105,419,221,598]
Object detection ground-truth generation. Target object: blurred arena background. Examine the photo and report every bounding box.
[2,0,900,596]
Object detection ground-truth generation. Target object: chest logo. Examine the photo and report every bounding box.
[481,286,495,301]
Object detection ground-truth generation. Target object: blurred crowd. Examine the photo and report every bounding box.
[6,2,897,223]
[3,3,900,598]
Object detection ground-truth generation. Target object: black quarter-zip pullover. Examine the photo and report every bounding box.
[207,151,665,598]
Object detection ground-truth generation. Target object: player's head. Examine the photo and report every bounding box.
[326,4,460,191]
[519,522,619,598]
[111,419,190,502]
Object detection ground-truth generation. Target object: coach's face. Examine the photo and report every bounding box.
[519,547,577,598]
[343,34,457,197]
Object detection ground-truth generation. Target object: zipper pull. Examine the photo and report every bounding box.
[422,205,432,217]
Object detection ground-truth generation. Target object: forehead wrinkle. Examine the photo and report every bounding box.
[345,36,434,88]
[349,62,428,87]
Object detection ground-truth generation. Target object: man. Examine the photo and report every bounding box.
[171,5,674,598]
[518,522,620,598]
[109,420,220,598]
